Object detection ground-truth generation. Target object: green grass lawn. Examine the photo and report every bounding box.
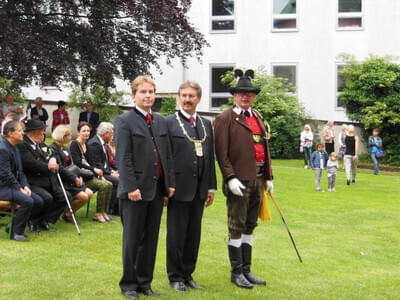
[1,160,399,300]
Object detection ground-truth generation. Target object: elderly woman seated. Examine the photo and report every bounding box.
[50,125,93,223]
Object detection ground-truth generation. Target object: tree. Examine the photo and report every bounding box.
[0,1,207,88]
[339,54,400,165]
[159,96,177,116]
[221,68,307,158]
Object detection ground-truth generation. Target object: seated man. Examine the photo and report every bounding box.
[87,122,119,215]
[17,119,73,232]
[0,121,43,241]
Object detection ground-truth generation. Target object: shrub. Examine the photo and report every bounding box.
[68,85,126,122]
[339,54,400,165]
[160,96,177,116]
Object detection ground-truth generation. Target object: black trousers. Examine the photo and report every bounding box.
[325,142,335,155]
[30,185,68,224]
[166,193,205,282]
[11,191,43,235]
[119,182,164,292]
[104,174,119,214]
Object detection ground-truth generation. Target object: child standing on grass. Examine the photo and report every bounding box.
[327,152,339,192]
[311,143,328,192]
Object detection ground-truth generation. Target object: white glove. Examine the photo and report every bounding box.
[228,178,245,197]
[266,180,274,193]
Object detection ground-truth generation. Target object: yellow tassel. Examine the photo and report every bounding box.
[258,191,272,221]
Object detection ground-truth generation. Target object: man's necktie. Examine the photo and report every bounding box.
[146,113,152,124]
[189,116,195,125]
[244,111,251,117]
[104,144,115,168]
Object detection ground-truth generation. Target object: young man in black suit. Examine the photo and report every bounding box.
[115,76,175,300]
[165,81,217,291]
[0,121,43,241]
[78,102,100,138]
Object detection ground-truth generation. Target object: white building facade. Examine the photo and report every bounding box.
[23,0,400,124]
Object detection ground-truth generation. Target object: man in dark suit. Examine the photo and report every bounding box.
[165,81,217,292]
[79,102,100,138]
[17,119,72,232]
[115,76,175,300]
[30,97,49,125]
[87,122,119,215]
[0,121,43,241]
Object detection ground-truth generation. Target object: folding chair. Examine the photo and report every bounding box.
[0,200,15,240]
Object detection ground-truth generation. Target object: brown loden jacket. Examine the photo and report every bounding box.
[214,108,273,182]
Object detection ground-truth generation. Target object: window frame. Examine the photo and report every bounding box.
[336,0,364,31]
[271,62,298,93]
[335,63,346,111]
[271,0,298,32]
[209,63,235,110]
[210,0,236,34]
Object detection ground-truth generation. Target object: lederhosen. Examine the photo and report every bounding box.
[227,111,267,239]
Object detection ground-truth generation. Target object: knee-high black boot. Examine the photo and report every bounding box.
[228,245,253,289]
[242,243,267,285]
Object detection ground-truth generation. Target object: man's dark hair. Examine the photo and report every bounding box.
[3,121,21,137]
[57,100,66,108]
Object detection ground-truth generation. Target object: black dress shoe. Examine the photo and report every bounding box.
[40,222,56,232]
[12,234,29,242]
[170,281,188,292]
[138,288,159,297]
[231,273,253,289]
[244,272,267,285]
[122,290,139,300]
[29,222,41,233]
[185,279,203,289]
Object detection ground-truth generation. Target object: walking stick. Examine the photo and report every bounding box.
[268,191,302,263]
[56,172,81,235]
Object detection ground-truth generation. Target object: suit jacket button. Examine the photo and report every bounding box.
[154,163,157,166]
[153,176,157,179]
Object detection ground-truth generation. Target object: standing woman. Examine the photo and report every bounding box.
[52,101,70,131]
[368,129,383,175]
[70,122,113,223]
[300,124,313,169]
[338,124,348,169]
[50,125,93,222]
[343,125,359,185]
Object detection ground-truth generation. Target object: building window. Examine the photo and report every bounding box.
[272,0,297,31]
[211,0,235,32]
[337,0,363,29]
[272,64,297,90]
[210,65,234,109]
[336,65,345,108]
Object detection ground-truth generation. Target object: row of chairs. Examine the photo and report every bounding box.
[0,198,94,240]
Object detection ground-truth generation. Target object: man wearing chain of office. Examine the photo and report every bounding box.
[165,81,217,292]
[214,69,273,289]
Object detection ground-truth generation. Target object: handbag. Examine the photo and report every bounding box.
[66,164,94,180]
[375,149,385,158]
[79,168,94,180]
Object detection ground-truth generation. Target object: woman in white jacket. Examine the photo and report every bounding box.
[300,124,314,169]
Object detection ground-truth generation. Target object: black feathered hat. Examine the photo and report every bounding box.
[229,69,260,95]
[24,119,47,132]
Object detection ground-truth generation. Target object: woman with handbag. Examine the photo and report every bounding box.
[70,122,113,223]
[50,125,93,223]
[368,128,383,175]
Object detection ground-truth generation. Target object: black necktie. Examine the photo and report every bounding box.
[243,111,250,117]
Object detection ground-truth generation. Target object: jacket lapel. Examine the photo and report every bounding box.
[231,109,251,132]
